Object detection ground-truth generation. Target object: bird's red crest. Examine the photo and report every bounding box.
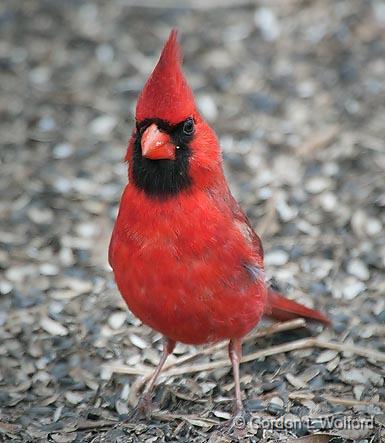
[135,29,196,125]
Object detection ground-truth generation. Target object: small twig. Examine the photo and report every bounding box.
[128,375,148,406]
[163,319,306,373]
[122,0,259,10]
[315,339,385,363]
[256,193,278,237]
[289,392,385,408]
[53,419,118,433]
[160,337,318,377]
[151,411,219,425]
[296,125,339,156]
[103,364,152,376]
[246,318,307,341]
[6,303,49,322]
[75,419,118,431]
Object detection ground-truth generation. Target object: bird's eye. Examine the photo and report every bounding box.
[182,118,194,136]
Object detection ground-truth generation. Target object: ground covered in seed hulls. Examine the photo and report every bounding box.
[1,0,385,442]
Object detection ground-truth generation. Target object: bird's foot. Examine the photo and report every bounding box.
[217,409,249,436]
[113,393,153,430]
[128,393,153,421]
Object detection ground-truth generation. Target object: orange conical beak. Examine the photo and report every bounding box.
[141,123,176,160]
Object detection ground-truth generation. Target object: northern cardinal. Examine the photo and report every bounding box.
[109,30,329,425]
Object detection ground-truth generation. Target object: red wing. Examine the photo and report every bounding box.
[226,189,264,261]
[225,188,330,326]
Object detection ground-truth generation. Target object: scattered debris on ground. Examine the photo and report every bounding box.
[1,0,384,441]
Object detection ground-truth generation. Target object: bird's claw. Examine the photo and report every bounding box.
[112,393,153,431]
[217,409,248,436]
[128,393,153,421]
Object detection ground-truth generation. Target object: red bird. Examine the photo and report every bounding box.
[109,30,329,424]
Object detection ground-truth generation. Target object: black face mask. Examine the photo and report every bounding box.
[132,118,195,198]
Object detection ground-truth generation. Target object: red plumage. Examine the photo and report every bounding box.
[266,288,330,325]
[136,29,196,124]
[109,183,267,344]
[109,30,329,421]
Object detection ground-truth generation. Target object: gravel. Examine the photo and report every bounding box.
[1,0,384,441]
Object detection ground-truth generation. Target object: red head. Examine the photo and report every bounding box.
[136,29,196,125]
[127,30,223,198]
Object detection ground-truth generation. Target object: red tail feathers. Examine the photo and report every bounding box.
[265,288,330,326]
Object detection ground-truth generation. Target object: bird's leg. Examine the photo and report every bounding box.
[132,337,175,418]
[229,338,243,416]
[218,338,248,434]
